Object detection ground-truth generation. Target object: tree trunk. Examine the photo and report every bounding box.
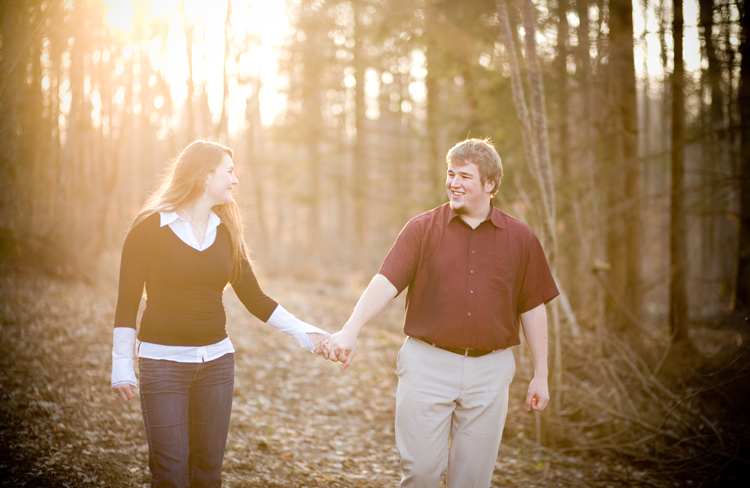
[182,0,195,139]
[555,0,570,177]
[216,0,231,141]
[245,77,269,258]
[670,0,689,342]
[497,0,562,436]
[699,0,733,310]
[0,4,22,232]
[496,1,541,204]
[29,4,44,232]
[736,0,750,308]
[353,0,367,256]
[606,0,642,331]
[522,0,556,247]
[66,0,86,233]
[424,1,443,204]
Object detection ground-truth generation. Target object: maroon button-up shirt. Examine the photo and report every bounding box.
[378,203,559,351]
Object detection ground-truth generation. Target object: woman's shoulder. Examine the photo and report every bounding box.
[127,211,162,239]
[135,211,161,228]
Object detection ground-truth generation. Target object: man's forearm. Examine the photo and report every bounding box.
[520,303,548,377]
[343,273,398,335]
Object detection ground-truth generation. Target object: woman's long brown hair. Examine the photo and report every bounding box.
[132,139,250,281]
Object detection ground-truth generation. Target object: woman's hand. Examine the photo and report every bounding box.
[306,331,330,351]
[112,384,136,402]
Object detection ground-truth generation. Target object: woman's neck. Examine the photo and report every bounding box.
[181,199,212,225]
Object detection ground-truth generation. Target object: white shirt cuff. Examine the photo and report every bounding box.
[266,305,326,351]
[112,327,137,387]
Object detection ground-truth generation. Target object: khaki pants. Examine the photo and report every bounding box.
[395,336,515,488]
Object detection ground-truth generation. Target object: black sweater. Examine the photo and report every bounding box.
[113,212,278,346]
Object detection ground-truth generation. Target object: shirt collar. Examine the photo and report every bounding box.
[487,205,506,229]
[160,210,222,230]
[159,211,180,227]
[446,202,506,229]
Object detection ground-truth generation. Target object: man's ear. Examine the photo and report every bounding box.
[485,179,496,194]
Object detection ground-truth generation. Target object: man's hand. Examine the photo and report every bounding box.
[316,328,358,371]
[525,376,549,412]
[112,384,136,402]
[314,274,398,371]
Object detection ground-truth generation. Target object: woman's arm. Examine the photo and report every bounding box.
[232,256,328,350]
[111,218,151,400]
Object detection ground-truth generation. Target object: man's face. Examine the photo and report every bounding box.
[446,161,495,216]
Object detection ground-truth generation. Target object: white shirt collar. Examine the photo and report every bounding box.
[159,210,222,231]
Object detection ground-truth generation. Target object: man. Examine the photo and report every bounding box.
[318,138,559,488]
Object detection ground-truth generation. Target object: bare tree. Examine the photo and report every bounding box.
[670,0,689,342]
[182,0,196,139]
[737,0,750,308]
[555,0,570,177]
[353,0,368,255]
[216,0,231,140]
[496,0,562,438]
[607,0,643,333]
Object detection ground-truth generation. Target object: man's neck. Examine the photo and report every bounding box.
[458,201,492,229]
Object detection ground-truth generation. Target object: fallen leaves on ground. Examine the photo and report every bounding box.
[0,262,640,487]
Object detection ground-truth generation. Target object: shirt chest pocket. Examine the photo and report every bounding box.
[488,250,519,296]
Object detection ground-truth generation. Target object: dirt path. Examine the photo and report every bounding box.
[0,265,637,487]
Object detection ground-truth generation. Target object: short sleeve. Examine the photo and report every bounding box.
[516,233,559,314]
[377,219,423,294]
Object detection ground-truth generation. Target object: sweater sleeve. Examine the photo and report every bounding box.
[113,216,152,330]
[230,256,279,322]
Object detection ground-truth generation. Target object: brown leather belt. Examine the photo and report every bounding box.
[422,339,494,357]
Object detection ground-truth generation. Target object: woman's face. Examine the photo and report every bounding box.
[206,153,238,206]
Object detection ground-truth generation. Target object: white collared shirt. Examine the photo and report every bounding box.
[160,210,222,251]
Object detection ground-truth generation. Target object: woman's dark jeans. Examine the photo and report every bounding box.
[139,354,234,488]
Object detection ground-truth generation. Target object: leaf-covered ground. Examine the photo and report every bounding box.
[0,260,651,487]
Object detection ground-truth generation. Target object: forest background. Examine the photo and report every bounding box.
[1,0,749,486]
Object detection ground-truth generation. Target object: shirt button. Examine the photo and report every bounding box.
[471,250,475,254]
[470,270,474,274]
[468,312,471,316]
[470,290,474,294]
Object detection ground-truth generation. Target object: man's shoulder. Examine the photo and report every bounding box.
[408,203,451,226]
[492,208,538,239]
[391,204,450,244]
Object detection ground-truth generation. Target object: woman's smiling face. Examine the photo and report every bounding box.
[206,154,238,206]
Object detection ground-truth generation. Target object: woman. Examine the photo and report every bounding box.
[111,139,328,487]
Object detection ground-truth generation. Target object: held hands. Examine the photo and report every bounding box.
[315,328,358,371]
[525,376,550,412]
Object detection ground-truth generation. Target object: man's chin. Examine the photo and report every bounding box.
[449,201,467,215]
